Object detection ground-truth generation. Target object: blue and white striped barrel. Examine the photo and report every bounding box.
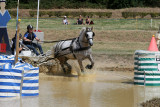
[0,55,21,97]
[22,66,39,96]
[0,55,16,68]
[0,55,39,97]
[0,68,22,97]
[134,50,160,86]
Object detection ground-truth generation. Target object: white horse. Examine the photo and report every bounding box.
[53,27,95,73]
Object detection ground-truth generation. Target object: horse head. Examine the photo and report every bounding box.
[85,27,95,46]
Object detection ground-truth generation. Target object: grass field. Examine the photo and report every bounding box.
[6,18,158,55]
[7,18,160,30]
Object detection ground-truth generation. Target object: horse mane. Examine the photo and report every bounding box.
[79,27,86,37]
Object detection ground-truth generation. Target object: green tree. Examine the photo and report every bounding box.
[145,0,160,7]
[5,0,160,9]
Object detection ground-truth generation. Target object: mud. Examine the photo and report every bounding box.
[141,98,160,107]
[20,53,134,75]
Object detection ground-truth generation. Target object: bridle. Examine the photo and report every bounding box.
[81,31,95,44]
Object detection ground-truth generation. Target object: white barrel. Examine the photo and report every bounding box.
[134,50,160,86]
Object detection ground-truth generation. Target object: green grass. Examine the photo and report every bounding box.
[7,18,160,31]
[40,41,149,54]
[92,41,149,54]
[7,18,153,54]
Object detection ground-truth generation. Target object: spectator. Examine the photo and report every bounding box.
[63,16,69,25]
[85,16,90,25]
[77,15,83,25]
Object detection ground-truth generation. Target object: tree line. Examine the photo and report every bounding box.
[6,0,160,9]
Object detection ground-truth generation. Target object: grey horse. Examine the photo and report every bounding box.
[53,27,95,73]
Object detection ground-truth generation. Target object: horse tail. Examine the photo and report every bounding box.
[52,42,62,58]
[51,44,56,58]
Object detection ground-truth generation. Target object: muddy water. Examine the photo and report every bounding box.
[0,71,160,107]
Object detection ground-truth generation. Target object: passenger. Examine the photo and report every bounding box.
[11,33,23,55]
[23,25,44,56]
[63,16,69,25]
[77,15,83,25]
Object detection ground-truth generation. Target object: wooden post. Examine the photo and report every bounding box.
[15,19,21,63]
[14,0,20,64]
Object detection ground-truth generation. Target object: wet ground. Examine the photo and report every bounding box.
[0,71,160,107]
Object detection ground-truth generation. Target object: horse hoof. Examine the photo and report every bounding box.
[85,65,92,69]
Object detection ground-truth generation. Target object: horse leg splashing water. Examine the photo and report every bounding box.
[53,27,95,74]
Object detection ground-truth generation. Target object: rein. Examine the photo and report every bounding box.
[41,38,76,43]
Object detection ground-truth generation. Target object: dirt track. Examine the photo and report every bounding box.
[21,53,134,75]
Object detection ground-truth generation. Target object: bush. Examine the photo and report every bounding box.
[28,11,112,19]
[95,12,104,18]
[81,12,87,17]
[122,12,149,19]
[47,11,54,17]
[29,11,36,17]
[87,12,94,18]
[132,12,139,18]
[39,11,47,17]
[122,12,137,18]
[122,12,129,19]
[71,12,80,18]
[94,12,112,18]
[54,11,62,17]
[62,12,70,17]
[150,13,160,18]
[105,12,112,18]
[140,13,148,18]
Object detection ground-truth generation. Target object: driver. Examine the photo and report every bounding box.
[23,25,43,56]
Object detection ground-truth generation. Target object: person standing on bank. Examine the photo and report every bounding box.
[0,0,11,54]
[23,25,44,56]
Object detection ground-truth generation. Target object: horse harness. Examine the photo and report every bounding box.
[38,30,94,65]
[55,32,92,58]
